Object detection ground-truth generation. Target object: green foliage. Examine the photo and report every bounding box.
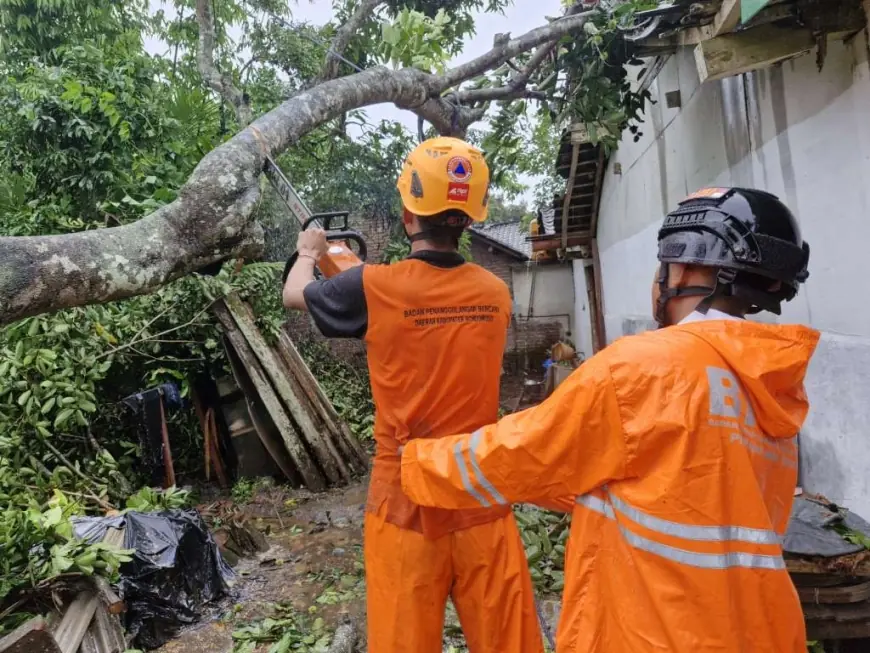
[0,489,133,634]
[485,195,530,224]
[297,340,375,441]
[231,477,274,504]
[232,604,332,653]
[380,8,452,72]
[125,485,192,512]
[553,3,652,154]
[515,506,569,593]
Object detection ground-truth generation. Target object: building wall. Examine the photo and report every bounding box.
[594,27,870,513]
[469,239,515,291]
[511,264,575,335]
[571,260,596,361]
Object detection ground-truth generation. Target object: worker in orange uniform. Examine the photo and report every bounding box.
[282,137,544,653]
[400,187,820,652]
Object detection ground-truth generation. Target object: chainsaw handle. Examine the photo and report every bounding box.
[282,230,367,284]
[304,211,350,232]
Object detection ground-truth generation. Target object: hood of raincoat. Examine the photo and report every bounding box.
[678,320,820,439]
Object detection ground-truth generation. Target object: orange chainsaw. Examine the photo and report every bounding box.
[263,155,367,283]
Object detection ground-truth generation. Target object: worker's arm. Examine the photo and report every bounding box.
[401,356,628,510]
[282,228,368,339]
[282,229,327,310]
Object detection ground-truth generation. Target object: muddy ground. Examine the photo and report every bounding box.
[155,479,559,653]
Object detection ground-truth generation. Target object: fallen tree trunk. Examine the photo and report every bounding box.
[0,11,593,325]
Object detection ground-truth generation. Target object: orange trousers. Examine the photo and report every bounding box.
[364,506,544,653]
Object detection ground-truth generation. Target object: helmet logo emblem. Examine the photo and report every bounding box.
[446,156,472,183]
[447,182,469,203]
[410,170,424,198]
[684,187,728,201]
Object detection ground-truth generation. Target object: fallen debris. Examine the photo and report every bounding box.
[0,616,60,653]
[72,510,233,650]
[212,292,368,491]
[785,494,870,643]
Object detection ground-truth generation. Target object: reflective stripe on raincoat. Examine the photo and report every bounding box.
[401,317,820,652]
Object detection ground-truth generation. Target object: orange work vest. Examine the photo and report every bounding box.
[363,258,512,539]
[401,319,821,651]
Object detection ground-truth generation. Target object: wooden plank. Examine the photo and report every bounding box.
[53,591,99,653]
[590,238,607,351]
[806,619,870,640]
[561,142,580,249]
[206,408,230,487]
[223,334,305,484]
[787,556,870,577]
[531,233,593,252]
[798,580,870,605]
[228,348,300,484]
[213,302,326,491]
[94,577,124,617]
[80,601,125,653]
[679,0,742,44]
[0,617,61,653]
[224,294,349,484]
[234,299,359,476]
[694,25,815,83]
[156,398,176,488]
[275,331,368,473]
[589,147,606,240]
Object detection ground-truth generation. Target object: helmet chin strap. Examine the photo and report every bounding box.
[654,263,716,328]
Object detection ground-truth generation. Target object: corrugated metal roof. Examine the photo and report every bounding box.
[470,221,531,259]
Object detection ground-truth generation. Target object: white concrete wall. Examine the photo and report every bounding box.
[595,29,870,514]
[572,260,596,360]
[512,263,575,336]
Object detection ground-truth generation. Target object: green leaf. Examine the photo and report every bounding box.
[54,408,74,428]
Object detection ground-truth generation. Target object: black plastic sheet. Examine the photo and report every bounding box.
[784,496,870,558]
[73,509,234,649]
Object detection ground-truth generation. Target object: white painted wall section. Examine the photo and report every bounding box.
[593,29,870,514]
[512,263,575,336]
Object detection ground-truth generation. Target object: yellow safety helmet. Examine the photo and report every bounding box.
[396,137,491,223]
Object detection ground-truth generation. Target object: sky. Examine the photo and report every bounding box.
[144,0,564,202]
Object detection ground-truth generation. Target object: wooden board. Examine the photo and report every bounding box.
[213,302,326,491]
[223,338,300,484]
[223,294,347,485]
[694,25,816,83]
[798,580,870,605]
[275,331,368,473]
[0,617,61,653]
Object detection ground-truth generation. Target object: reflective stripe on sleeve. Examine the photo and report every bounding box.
[468,429,508,506]
[453,439,491,508]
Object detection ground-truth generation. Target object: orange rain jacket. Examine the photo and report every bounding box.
[401,317,820,652]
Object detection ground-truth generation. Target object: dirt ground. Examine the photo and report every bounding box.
[154,478,560,653]
[155,369,555,653]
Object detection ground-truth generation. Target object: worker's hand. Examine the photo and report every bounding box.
[296,228,328,261]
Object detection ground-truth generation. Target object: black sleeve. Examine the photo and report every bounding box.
[301,265,368,339]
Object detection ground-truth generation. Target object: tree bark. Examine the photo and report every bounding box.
[196,0,252,125]
[0,11,591,325]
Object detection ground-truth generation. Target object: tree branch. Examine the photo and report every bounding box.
[437,11,592,91]
[0,10,597,325]
[196,0,252,126]
[321,0,383,81]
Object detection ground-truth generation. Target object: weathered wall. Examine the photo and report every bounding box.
[594,27,870,513]
[571,260,595,361]
[511,263,575,335]
[469,239,516,291]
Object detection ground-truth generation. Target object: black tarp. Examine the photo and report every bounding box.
[73,510,234,649]
[784,496,870,558]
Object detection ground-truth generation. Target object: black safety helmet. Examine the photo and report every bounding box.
[655,187,810,326]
